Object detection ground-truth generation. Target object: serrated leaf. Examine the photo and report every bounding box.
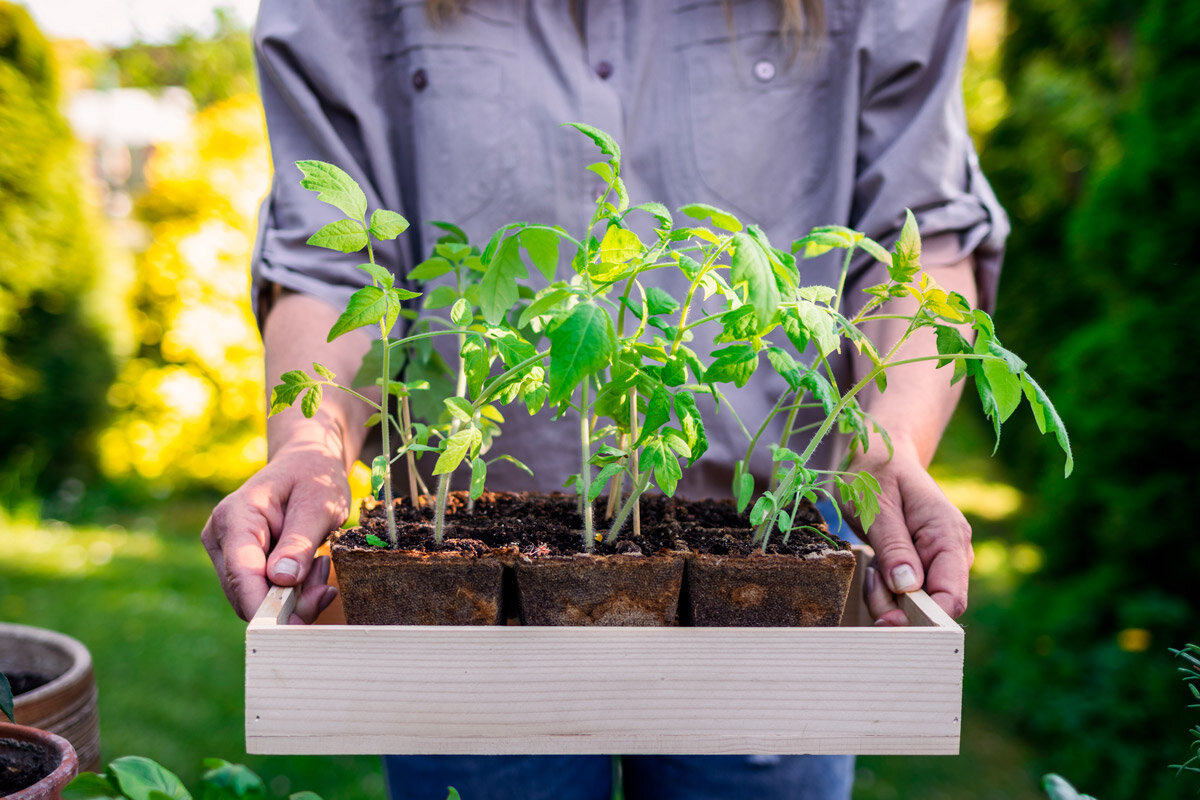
[356,262,394,288]
[642,439,682,496]
[859,236,893,267]
[408,257,454,282]
[673,390,708,464]
[631,201,672,229]
[521,227,560,281]
[312,362,336,381]
[481,235,527,325]
[567,121,621,165]
[636,385,672,445]
[731,235,780,332]
[301,385,322,418]
[450,297,471,326]
[296,160,367,221]
[680,202,743,233]
[598,226,643,265]
[369,208,409,240]
[307,218,368,253]
[765,347,803,391]
[890,209,922,283]
[1021,373,1074,477]
[328,285,389,340]
[433,428,481,476]
[470,457,487,499]
[444,396,475,424]
[547,301,616,405]
[703,344,758,388]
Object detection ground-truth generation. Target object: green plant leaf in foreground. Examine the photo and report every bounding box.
[1041,774,1097,800]
[481,235,527,325]
[369,208,409,240]
[730,231,780,331]
[107,757,192,800]
[1020,373,1074,477]
[199,758,267,800]
[0,670,12,722]
[296,160,367,221]
[62,772,123,800]
[547,301,616,405]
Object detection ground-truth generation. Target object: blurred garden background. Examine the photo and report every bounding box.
[1,1,1197,798]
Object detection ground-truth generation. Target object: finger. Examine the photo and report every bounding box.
[202,494,282,621]
[864,484,924,596]
[864,564,909,626]
[913,524,973,620]
[289,556,337,624]
[266,483,348,586]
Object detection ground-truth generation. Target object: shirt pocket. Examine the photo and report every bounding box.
[386,0,519,230]
[669,0,852,229]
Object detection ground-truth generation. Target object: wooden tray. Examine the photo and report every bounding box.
[245,546,963,755]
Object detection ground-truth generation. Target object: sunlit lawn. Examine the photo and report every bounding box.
[0,411,1051,799]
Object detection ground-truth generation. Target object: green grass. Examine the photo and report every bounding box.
[0,409,1052,799]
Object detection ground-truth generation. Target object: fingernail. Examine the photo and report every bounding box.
[874,618,892,627]
[890,564,919,592]
[273,558,300,580]
[865,566,877,594]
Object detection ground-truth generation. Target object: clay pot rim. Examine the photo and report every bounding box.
[0,721,79,799]
[0,623,92,709]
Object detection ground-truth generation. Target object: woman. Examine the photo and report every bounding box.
[203,1,1004,797]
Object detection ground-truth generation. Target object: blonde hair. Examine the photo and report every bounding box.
[425,0,826,43]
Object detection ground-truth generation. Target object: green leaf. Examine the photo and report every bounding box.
[446,789,462,800]
[370,454,388,499]
[63,773,123,800]
[547,301,616,405]
[356,262,394,288]
[306,219,368,253]
[858,236,893,267]
[749,495,773,527]
[980,352,1022,423]
[0,669,12,722]
[703,344,758,388]
[643,286,679,317]
[312,362,336,381]
[1020,373,1074,477]
[841,472,882,534]
[735,470,755,513]
[433,428,482,476]
[793,298,841,358]
[588,462,626,503]
[637,385,672,444]
[300,385,322,419]
[450,297,471,326]
[199,759,267,800]
[598,226,643,265]
[408,257,454,282]
[801,370,838,416]
[791,226,859,257]
[328,285,389,340]
[108,756,192,800]
[431,220,468,244]
[470,457,487,500]
[296,160,367,221]
[424,285,459,310]
[289,793,325,800]
[890,209,922,283]
[765,347,803,391]
[518,288,572,328]
[567,122,621,166]
[1041,774,1097,800]
[369,208,409,240]
[680,202,743,233]
[444,397,475,425]
[642,438,682,496]
[630,201,672,230]
[673,391,708,464]
[489,454,535,477]
[481,235,527,326]
[521,228,560,281]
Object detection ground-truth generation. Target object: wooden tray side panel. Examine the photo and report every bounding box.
[246,625,962,755]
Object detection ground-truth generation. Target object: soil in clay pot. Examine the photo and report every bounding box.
[0,737,57,796]
[674,497,856,627]
[0,723,78,799]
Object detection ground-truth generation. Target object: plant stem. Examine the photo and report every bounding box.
[628,386,641,538]
[608,470,651,542]
[400,396,419,506]
[768,396,802,494]
[580,378,595,551]
[433,331,469,543]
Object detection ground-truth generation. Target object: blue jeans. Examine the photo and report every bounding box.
[383,754,855,800]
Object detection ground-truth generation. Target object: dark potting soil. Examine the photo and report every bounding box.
[0,737,56,795]
[4,671,51,696]
[344,492,848,558]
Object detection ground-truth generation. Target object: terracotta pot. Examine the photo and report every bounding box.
[514,551,685,626]
[0,722,78,800]
[0,623,100,772]
[330,529,510,625]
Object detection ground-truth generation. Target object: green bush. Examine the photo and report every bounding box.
[0,3,115,504]
[977,1,1200,796]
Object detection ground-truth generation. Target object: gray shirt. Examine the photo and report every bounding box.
[250,0,1008,498]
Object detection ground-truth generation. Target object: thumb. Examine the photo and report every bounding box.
[267,487,348,586]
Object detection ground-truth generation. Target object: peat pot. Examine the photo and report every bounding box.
[0,623,100,772]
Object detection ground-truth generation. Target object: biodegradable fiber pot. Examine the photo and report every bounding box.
[0,623,100,772]
[514,552,685,626]
[0,722,78,800]
[330,529,510,625]
[676,499,857,627]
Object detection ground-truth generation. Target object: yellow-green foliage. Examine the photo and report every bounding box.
[98,93,270,491]
[0,3,112,494]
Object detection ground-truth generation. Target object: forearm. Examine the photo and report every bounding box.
[263,290,376,470]
[851,235,977,466]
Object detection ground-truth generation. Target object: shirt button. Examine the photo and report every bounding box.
[412,68,428,91]
[753,59,776,82]
[595,60,614,80]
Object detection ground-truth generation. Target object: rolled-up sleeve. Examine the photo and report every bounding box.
[849,0,1009,312]
[250,0,406,329]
